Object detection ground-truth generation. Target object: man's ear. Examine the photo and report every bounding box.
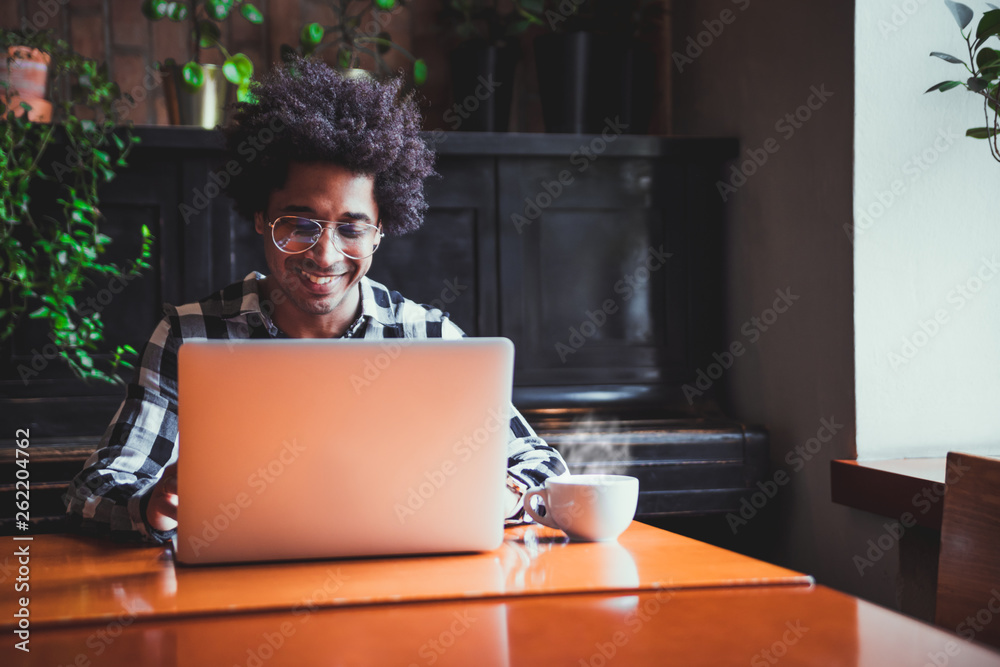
[254,212,266,235]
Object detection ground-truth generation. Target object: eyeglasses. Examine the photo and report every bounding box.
[269,216,384,259]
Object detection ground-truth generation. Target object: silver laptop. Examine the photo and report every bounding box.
[175,337,513,565]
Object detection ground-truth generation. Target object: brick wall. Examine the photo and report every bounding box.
[2,0,671,132]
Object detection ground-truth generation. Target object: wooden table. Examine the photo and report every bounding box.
[831,457,952,529]
[5,522,810,628]
[7,522,1000,666]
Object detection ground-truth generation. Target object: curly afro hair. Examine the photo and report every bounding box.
[222,58,436,236]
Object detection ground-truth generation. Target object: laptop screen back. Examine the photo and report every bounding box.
[175,337,513,564]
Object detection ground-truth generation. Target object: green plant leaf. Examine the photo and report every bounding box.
[930,51,965,64]
[413,58,427,86]
[223,54,253,84]
[197,20,222,49]
[141,0,170,20]
[976,9,1000,40]
[977,47,1000,72]
[966,127,998,138]
[945,0,974,29]
[181,61,205,91]
[240,3,264,24]
[925,80,963,92]
[206,0,231,21]
[169,2,189,21]
[968,76,991,92]
[300,22,325,49]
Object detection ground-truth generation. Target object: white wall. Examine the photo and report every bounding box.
[855,0,1000,460]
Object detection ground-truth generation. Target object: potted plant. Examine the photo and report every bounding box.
[926,0,1000,163]
[437,0,536,131]
[288,0,427,84]
[0,32,52,123]
[142,0,262,127]
[0,30,153,384]
[524,0,662,134]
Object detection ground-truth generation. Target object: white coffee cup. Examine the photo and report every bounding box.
[523,474,639,542]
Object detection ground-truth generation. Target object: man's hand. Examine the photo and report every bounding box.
[145,463,178,532]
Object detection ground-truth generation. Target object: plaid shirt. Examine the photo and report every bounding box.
[64,272,568,542]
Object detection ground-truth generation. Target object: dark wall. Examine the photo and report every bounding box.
[671,0,907,610]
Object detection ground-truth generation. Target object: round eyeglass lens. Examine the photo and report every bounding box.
[272,217,379,258]
[273,217,321,252]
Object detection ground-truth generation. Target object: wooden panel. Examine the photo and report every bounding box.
[366,155,496,337]
[936,452,1000,648]
[366,207,479,335]
[3,522,810,629]
[497,155,687,388]
[495,149,719,395]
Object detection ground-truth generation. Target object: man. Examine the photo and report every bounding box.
[63,58,568,542]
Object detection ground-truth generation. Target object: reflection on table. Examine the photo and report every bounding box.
[11,522,812,628]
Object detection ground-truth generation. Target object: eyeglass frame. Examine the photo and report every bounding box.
[267,215,385,260]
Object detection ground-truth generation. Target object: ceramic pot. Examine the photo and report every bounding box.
[448,40,519,132]
[0,46,52,122]
[534,32,653,134]
[161,63,233,129]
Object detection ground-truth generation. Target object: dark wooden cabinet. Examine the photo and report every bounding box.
[0,128,764,530]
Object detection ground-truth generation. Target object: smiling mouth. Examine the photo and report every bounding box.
[297,267,342,285]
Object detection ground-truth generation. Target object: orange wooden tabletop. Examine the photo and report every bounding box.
[5,521,810,629]
[15,585,1000,666]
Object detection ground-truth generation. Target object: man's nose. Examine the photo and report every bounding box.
[308,226,347,265]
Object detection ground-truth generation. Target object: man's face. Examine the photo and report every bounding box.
[254,162,380,335]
